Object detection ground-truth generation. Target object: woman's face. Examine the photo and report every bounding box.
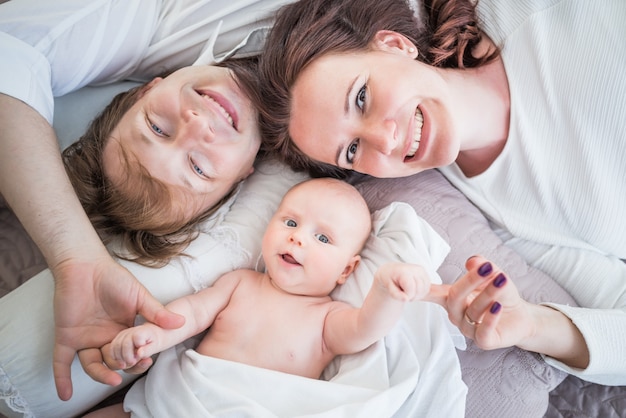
[103,65,261,216]
[289,38,460,178]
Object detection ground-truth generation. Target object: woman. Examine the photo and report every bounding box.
[258,0,626,385]
[0,0,295,407]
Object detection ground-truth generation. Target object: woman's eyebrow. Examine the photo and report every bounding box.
[336,76,362,166]
[344,75,359,114]
[335,143,343,167]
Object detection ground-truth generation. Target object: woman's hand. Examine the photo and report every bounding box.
[444,256,536,350]
[426,255,589,368]
[51,255,185,400]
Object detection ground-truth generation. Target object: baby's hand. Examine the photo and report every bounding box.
[103,324,159,370]
[376,262,431,301]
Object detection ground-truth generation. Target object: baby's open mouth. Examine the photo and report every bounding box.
[281,254,300,265]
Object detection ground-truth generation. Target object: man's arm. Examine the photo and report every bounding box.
[0,95,185,400]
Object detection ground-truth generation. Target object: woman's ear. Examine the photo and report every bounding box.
[371,30,418,59]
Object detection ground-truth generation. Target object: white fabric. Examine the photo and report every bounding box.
[0,2,295,415]
[123,203,466,418]
[439,0,626,384]
[0,0,294,124]
[0,158,307,418]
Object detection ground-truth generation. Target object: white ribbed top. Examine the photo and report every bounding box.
[440,0,626,384]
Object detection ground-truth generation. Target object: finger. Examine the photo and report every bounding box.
[415,274,431,299]
[423,284,450,307]
[121,335,140,364]
[137,341,159,360]
[473,301,503,350]
[395,276,416,300]
[78,348,123,387]
[465,272,508,325]
[102,342,126,370]
[449,257,501,323]
[124,357,154,375]
[53,343,75,401]
[138,292,185,330]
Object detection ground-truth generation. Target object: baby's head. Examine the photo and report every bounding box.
[262,178,372,296]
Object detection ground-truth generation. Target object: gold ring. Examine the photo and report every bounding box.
[464,312,482,326]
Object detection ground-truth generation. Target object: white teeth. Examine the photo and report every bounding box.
[202,94,234,127]
[407,107,423,158]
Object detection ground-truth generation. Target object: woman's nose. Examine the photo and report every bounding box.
[364,119,397,155]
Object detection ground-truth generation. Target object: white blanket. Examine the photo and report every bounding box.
[124,203,467,417]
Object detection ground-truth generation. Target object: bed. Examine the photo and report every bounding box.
[1,83,625,418]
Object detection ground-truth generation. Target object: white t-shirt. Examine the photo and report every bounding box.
[0,0,293,124]
[439,0,626,384]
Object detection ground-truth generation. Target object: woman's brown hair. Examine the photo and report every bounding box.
[62,57,261,267]
[258,0,499,179]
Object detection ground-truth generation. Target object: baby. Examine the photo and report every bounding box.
[90,178,432,417]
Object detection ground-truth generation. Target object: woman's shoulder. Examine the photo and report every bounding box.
[476,0,563,45]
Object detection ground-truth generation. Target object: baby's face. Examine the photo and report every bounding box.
[262,178,371,297]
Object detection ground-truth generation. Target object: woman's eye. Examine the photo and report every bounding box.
[315,233,329,244]
[284,219,297,227]
[356,84,367,111]
[346,140,359,164]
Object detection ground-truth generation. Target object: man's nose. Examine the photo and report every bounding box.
[177,109,216,145]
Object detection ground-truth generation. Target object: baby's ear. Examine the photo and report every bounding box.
[337,255,361,285]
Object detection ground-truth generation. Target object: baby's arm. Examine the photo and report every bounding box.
[324,262,431,355]
[105,271,244,369]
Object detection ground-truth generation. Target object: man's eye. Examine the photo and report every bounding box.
[315,233,329,244]
[356,84,367,111]
[346,140,359,164]
[284,219,297,227]
[192,162,204,176]
[150,122,165,136]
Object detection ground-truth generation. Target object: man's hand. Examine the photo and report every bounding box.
[51,256,184,401]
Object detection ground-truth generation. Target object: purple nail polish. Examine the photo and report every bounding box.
[493,273,507,288]
[478,262,493,277]
[490,302,502,314]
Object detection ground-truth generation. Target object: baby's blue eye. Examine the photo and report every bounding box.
[315,233,329,244]
[284,219,297,227]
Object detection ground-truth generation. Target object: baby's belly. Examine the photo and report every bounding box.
[195,326,328,379]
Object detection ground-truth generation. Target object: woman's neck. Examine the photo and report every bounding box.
[448,40,511,177]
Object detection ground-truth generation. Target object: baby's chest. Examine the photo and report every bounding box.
[215,297,327,350]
